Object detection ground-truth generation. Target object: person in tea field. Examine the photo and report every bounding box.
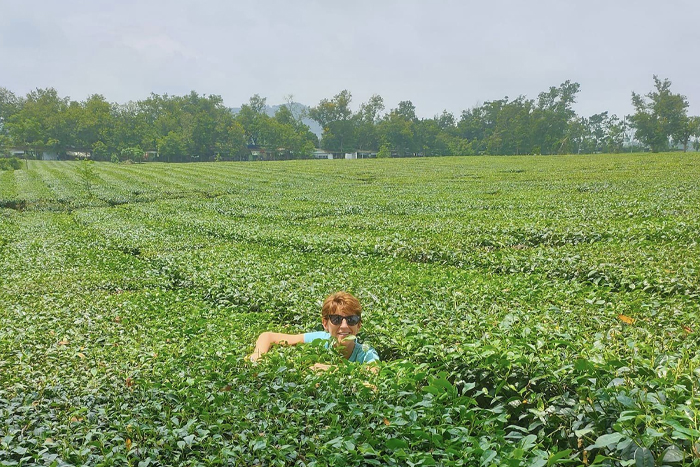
[249,291,379,370]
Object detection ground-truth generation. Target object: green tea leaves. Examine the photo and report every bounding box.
[2,155,700,465]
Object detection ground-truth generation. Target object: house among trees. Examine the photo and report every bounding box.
[66,150,91,160]
[312,148,333,159]
[41,151,60,160]
[6,149,60,160]
[1,78,697,162]
[344,150,376,159]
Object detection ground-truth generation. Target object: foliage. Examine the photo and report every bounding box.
[4,88,69,155]
[76,159,98,196]
[0,87,23,124]
[237,94,317,160]
[630,76,695,152]
[120,146,143,163]
[1,154,699,465]
[3,81,698,161]
[376,144,391,159]
[0,157,22,170]
[308,90,355,154]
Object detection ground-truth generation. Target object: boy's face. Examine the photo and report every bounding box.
[322,310,362,348]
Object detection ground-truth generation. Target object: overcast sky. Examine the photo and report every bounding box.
[1,0,699,120]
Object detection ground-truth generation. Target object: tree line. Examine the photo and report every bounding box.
[1,76,698,162]
[0,89,318,162]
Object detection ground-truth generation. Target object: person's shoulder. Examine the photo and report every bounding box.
[363,346,380,363]
[303,331,330,343]
[354,342,380,363]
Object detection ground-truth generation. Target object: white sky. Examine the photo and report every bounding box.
[1,0,699,119]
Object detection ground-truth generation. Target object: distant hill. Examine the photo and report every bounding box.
[229,102,323,138]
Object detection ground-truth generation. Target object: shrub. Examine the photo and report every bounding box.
[377,144,391,158]
[0,157,22,170]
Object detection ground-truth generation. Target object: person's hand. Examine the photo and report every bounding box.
[310,363,333,372]
[247,352,260,364]
[362,381,378,391]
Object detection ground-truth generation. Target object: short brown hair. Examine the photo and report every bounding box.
[322,291,362,318]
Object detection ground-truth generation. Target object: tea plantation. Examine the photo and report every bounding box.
[1,154,699,466]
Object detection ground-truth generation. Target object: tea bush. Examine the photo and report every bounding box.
[0,157,22,171]
[1,154,699,466]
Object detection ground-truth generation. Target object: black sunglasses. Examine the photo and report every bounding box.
[327,314,361,326]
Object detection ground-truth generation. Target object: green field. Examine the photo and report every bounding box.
[1,154,699,466]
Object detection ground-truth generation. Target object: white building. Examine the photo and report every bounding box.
[313,149,333,159]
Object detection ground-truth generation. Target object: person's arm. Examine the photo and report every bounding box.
[249,332,305,362]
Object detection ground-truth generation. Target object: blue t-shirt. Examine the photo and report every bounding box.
[303,331,380,363]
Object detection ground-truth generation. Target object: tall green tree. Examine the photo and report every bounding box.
[112,101,149,155]
[605,115,627,153]
[179,91,235,160]
[378,101,418,156]
[433,111,464,156]
[309,90,355,153]
[395,100,417,122]
[0,88,23,153]
[630,76,690,152]
[274,104,318,156]
[355,94,384,151]
[435,110,456,131]
[213,120,247,160]
[487,96,533,155]
[457,106,489,154]
[6,88,69,155]
[414,118,441,156]
[587,112,609,153]
[158,130,186,161]
[70,94,114,158]
[531,80,580,154]
[0,87,22,126]
[673,115,700,153]
[236,94,269,148]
